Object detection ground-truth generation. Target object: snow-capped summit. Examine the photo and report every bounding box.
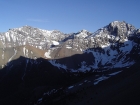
[0,21,140,105]
[46,21,140,71]
[0,21,139,72]
[80,29,88,33]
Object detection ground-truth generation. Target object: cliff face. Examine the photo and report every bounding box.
[0,21,140,71]
[0,21,140,105]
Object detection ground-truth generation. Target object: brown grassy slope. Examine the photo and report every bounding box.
[0,45,47,68]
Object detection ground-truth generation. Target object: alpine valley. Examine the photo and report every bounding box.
[0,21,140,105]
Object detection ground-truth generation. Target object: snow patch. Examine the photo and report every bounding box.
[68,85,74,89]
[94,70,122,85]
[49,60,67,70]
[5,32,11,41]
[23,47,26,56]
[2,51,4,60]
[94,76,109,85]
[52,41,59,45]
[37,98,42,104]
[108,71,122,76]
[78,61,91,71]
[120,40,135,52]
[8,49,17,62]
[66,46,72,49]
[44,50,51,58]
[101,43,110,48]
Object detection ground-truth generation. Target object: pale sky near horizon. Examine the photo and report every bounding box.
[0,0,140,33]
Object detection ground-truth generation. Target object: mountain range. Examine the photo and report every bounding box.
[0,21,140,105]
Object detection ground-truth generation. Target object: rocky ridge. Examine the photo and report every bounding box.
[0,21,140,105]
[0,21,140,71]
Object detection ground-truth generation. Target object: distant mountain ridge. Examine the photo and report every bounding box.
[0,21,140,71]
[0,21,140,105]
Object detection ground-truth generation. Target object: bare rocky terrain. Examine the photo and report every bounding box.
[0,21,140,105]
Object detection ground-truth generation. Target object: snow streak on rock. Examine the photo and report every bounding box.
[0,21,140,72]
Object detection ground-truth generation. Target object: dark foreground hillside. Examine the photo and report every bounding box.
[56,62,140,105]
[0,57,140,105]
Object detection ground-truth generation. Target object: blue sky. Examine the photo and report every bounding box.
[0,0,140,33]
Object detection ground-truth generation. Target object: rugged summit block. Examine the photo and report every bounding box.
[0,21,140,105]
[0,21,139,71]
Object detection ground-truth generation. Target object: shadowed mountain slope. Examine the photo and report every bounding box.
[0,21,140,105]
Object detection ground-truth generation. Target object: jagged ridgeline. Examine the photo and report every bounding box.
[0,21,140,105]
[0,21,140,71]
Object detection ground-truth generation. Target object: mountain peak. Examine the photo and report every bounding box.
[80,29,88,32]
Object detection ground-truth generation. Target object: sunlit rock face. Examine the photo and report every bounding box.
[0,21,140,71]
[0,21,140,105]
[47,21,140,71]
